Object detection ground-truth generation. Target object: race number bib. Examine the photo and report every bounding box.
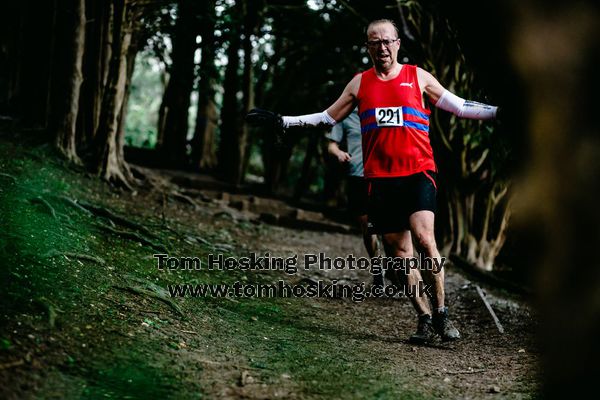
[376,107,403,127]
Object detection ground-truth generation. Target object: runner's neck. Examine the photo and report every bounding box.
[374,63,402,81]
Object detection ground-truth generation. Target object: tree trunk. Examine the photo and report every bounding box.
[192,99,218,170]
[115,18,141,177]
[218,0,261,184]
[1,2,24,113]
[45,0,58,130]
[191,0,218,169]
[156,86,168,148]
[190,0,218,170]
[157,1,198,169]
[217,3,243,182]
[94,0,133,188]
[80,0,113,145]
[237,0,261,183]
[13,0,56,129]
[55,0,85,164]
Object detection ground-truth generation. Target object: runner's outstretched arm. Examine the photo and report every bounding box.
[246,75,361,130]
[417,68,498,120]
[282,74,361,127]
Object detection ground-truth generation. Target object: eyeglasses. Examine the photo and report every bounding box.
[366,39,399,48]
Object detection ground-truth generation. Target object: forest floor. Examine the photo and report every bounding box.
[0,134,540,399]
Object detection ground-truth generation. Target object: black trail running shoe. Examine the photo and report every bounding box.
[409,314,437,344]
[433,307,461,341]
[372,272,384,288]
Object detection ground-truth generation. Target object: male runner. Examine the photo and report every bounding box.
[247,19,498,343]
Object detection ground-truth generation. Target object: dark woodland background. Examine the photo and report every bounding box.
[1,0,599,396]
[0,0,523,272]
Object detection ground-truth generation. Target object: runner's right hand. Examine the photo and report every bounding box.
[245,108,286,143]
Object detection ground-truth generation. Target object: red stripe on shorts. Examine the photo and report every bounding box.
[423,171,437,190]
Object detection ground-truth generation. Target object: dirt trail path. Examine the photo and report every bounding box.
[145,164,540,398]
[220,216,539,399]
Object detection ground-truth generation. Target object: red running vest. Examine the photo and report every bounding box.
[357,64,435,178]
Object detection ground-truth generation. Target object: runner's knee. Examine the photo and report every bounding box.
[387,245,412,258]
[382,235,412,258]
[413,231,437,253]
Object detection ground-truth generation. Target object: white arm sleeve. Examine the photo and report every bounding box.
[282,110,337,128]
[435,90,498,120]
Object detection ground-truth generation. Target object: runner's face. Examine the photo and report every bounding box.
[366,23,399,70]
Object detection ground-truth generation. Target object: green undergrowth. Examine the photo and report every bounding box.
[0,136,431,399]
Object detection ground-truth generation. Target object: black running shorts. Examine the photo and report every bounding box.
[367,171,437,234]
[346,176,369,216]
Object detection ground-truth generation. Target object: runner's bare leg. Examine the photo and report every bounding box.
[383,231,431,315]
[409,210,444,309]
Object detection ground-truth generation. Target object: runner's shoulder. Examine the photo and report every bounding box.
[347,73,362,93]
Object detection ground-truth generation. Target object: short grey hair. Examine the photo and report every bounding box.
[366,19,399,38]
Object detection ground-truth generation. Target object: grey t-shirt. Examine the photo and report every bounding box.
[326,108,363,177]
